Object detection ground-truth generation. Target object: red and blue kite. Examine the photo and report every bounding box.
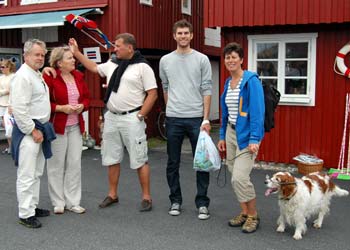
[65,14,114,49]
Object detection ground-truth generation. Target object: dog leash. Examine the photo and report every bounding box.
[216,151,252,188]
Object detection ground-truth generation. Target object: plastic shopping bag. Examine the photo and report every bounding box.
[193,131,221,172]
[3,109,14,138]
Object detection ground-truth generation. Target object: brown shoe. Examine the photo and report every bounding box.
[139,199,152,212]
[242,214,260,233]
[99,196,119,208]
[228,213,247,227]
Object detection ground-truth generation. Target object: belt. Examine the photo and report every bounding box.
[110,106,142,115]
[228,121,236,130]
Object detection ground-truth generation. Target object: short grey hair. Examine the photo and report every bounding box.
[115,33,136,50]
[23,39,47,56]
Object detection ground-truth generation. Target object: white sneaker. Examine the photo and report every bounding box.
[168,203,181,216]
[53,206,64,214]
[198,206,210,220]
[67,205,86,214]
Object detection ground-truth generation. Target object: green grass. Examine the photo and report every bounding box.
[148,137,167,148]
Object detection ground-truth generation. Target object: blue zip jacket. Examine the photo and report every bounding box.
[219,70,265,150]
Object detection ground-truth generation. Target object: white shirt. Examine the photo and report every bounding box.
[11,63,51,134]
[225,79,242,126]
[97,60,157,113]
[0,73,14,107]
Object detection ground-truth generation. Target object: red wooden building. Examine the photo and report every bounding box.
[204,0,350,167]
[0,0,221,143]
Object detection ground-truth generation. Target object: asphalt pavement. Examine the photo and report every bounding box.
[0,138,350,250]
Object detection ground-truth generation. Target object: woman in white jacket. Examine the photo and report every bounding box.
[0,59,16,154]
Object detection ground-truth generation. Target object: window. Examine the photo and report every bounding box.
[248,33,318,106]
[0,0,8,6]
[0,48,22,72]
[21,0,57,5]
[182,0,191,15]
[140,0,152,6]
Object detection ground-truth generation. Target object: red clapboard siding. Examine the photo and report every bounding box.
[221,25,350,168]
[204,0,350,27]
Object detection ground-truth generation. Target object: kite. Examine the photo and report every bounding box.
[65,14,114,49]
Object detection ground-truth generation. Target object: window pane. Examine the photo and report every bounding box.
[285,61,307,76]
[257,43,278,59]
[257,61,278,76]
[286,43,308,58]
[285,79,307,94]
[261,79,278,89]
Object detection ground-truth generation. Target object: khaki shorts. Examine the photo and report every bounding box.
[101,111,148,169]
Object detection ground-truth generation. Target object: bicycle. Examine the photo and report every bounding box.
[157,108,167,140]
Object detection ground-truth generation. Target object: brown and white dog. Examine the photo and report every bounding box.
[265,172,348,240]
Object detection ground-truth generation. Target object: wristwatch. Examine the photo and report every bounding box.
[137,113,144,121]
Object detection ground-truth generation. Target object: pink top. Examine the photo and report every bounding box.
[65,82,80,126]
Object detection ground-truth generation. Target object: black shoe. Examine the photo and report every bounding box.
[35,208,50,217]
[19,216,41,228]
[140,199,152,212]
[99,196,119,208]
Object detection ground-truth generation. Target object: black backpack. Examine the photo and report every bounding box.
[261,81,280,132]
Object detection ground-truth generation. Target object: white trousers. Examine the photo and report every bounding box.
[47,125,82,208]
[16,135,45,219]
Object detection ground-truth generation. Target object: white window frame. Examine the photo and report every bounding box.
[140,0,152,6]
[181,0,191,15]
[248,33,318,106]
[0,0,8,6]
[21,0,57,5]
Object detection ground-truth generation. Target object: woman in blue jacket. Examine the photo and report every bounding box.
[217,42,264,234]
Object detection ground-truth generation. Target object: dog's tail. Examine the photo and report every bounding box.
[333,186,349,197]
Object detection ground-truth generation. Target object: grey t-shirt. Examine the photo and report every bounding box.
[159,49,212,118]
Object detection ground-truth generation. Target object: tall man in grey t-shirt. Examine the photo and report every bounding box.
[159,19,212,220]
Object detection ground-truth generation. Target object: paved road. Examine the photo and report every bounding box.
[0,141,350,250]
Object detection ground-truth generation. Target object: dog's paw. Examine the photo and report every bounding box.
[276,226,285,233]
[293,234,303,240]
[313,223,322,229]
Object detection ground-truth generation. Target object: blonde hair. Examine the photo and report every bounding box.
[49,46,71,68]
[1,59,16,73]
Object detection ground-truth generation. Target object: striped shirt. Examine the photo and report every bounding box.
[225,78,242,126]
[66,82,80,126]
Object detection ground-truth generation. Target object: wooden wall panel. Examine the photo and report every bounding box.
[204,0,350,28]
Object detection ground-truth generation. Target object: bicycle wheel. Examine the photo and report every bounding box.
[157,111,167,140]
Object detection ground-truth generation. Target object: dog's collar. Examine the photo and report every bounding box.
[279,182,297,185]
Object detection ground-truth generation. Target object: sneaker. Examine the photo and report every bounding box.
[168,203,181,216]
[140,199,152,212]
[2,148,8,154]
[19,216,41,228]
[198,206,210,220]
[242,214,260,233]
[53,206,65,214]
[228,213,247,227]
[35,208,50,217]
[67,205,86,214]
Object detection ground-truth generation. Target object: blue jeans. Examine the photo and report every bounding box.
[166,117,210,208]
